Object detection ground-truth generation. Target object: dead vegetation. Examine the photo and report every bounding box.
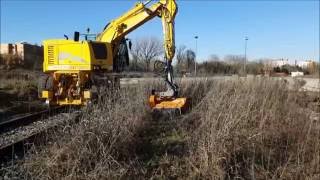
[0,70,38,98]
[0,70,42,120]
[183,79,320,179]
[2,78,319,179]
[0,54,23,70]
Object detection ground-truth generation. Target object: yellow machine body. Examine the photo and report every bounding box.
[43,40,113,72]
[41,70,92,105]
[41,40,114,105]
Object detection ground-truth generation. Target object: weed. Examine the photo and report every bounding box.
[2,78,319,179]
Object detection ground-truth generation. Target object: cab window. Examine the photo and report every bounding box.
[91,43,107,59]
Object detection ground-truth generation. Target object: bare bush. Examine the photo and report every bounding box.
[184,79,320,179]
[176,45,187,74]
[0,70,38,98]
[186,49,196,72]
[175,46,196,74]
[130,37,163,71]
[3,78,318,179]
[184,53,265,76]
[20,86,149,179]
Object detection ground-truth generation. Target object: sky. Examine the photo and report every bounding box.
[1,0,319,62]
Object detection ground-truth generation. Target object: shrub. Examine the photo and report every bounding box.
[3,78,318,179]
[184,79,319,179]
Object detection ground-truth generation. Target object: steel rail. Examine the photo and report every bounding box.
[0,107,80,163]
[0,106,65,133]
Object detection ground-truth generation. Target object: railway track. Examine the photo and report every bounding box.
[0,106,80,163]
[0,107,64,133]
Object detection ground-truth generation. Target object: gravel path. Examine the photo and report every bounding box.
[0,112,80,149]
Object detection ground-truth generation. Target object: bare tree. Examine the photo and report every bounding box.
[186,49,196,71]
[224,54,250,75]
[174,46,196,74]
[176,45,187,64]
[130,37,163,71]
[129,47,140,71]
[176,45,187,73]
[208,54,220,62]
[223,54,244,64]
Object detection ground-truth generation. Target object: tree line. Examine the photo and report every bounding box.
[126,36,319,76]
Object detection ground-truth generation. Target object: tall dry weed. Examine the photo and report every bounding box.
[184,78,320,179]
[21,86,149,179]
[4,78,319,179]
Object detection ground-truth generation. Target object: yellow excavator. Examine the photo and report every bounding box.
[39,0,188,112]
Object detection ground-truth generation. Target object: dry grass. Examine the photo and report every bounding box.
[3,77,319,179]
[0,78,37,97]
[19,86,149,179]
[183,79,320,179]
[0,70,38,98]
[0,54,23,70]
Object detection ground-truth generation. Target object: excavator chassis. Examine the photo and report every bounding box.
[39,71,120,106]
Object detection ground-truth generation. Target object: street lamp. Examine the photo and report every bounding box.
[244,36,249,76]
[194,36,198,76]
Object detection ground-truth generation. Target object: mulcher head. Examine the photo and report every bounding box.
[149,95,188,114]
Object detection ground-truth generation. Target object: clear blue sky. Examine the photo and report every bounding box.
[1,0,319,62]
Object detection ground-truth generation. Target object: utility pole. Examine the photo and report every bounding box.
[194,36,198,76]
[244,36,248,76]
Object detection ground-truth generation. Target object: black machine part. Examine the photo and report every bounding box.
[113,38,130,72]
[152,60,178,98]
[38,75,53,98]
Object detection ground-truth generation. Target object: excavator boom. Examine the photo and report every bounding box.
[97,0,177,61]
[97,0,186,112]
[40,0,187,112]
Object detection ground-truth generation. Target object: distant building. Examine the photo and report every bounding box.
[297,60,315,68]
[0,42,43,69]
[297,60,318,74]
[270,59,289,67]
[291,71,304,77]
[263,58,290,73]
[263,58,289,69]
